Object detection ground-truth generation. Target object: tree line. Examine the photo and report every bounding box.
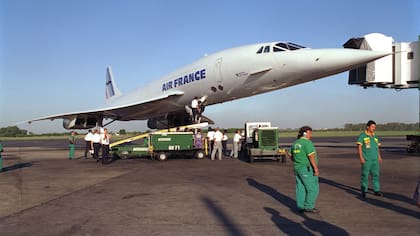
[0,123,418,137]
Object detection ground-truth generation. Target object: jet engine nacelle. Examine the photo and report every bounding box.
[147,113,191,129]
[63,115,100,129]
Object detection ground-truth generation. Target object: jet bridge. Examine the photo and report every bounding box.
[343,33,419,89]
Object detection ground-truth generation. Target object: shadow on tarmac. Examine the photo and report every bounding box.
[319,177,420,219]
[1,161,38,173]
[201,196,246,236]
[247,178,350,236]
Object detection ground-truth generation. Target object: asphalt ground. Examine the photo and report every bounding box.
[0,137,419,236]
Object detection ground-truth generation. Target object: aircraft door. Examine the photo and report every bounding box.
[214,58,223,83]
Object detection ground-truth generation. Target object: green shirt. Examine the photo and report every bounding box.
[357,131,380,161]
[69,135,75,145]
[291,138,317,170]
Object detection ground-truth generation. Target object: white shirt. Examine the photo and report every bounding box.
[213,131,223,142]
[233,133,242,143]
[191,98,198,109]
[91,133,101,143]
[207,130,215,141]
[101,133,110,145]
[222,134,228,141]
[84,132,93,141]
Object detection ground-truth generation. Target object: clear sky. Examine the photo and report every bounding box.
[1,0,419,134]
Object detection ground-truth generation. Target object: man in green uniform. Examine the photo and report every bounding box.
[69,131,76,160]
[290,126,320,213]
[357,120,382,198]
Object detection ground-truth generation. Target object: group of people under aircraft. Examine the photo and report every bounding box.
[68,128,111,165]
[198,127,242,160]
[62,120,420,213]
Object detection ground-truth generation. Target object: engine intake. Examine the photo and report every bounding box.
[63,115,100,129]
[147,113,191,129]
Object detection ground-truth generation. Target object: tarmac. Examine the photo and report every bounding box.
[0,136,419,236]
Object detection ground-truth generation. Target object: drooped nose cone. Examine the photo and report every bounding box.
[306,48,391,76]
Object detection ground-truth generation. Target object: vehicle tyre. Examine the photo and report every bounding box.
[195,150,205,159]
[156,152,168,161]
[120,154,129,160]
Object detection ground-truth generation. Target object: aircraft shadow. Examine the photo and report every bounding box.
[246,178,349,236]
[319,177,420,219]
[201,196,246,236]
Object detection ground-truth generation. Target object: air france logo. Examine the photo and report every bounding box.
[162,69,206,91]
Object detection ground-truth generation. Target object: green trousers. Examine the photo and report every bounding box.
[295,166,319,210]
[361,159,380,192]
[69,144,75,159]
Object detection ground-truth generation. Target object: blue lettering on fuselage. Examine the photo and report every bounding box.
[162,69,206,91]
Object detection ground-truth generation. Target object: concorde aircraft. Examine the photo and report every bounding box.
[29,41,390,129]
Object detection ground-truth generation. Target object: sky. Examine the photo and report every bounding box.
[0,0,419,134]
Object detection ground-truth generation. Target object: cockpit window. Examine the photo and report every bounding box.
[257,42,306,54]
[274,42,306,52]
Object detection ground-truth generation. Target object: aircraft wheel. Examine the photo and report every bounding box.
[194,150,205,159]
[156,152,168,161]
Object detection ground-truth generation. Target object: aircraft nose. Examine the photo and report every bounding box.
[309,49,391,75]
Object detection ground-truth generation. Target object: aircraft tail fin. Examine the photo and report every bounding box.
[105,66,122,102]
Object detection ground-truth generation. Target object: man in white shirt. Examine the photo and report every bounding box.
[206,127,215,156]
[232,130,242,159]
[91,129,101,160]
[101,128,111,164]
[211,127,223,160]
[191,97,199,123]
[84,130,93,158]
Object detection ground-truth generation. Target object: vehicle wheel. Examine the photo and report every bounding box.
[156,152,168,161]
[120,154,129,160]
[195,150,205,159]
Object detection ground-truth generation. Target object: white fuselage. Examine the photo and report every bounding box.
[107,42,389,120]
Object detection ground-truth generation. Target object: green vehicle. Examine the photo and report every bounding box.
[111,132,205,161]
[241,122,287,163]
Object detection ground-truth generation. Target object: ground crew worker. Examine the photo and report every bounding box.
[101,128,111,164]
[191,96,199,123]
[222,130,228,156]
[290,126,320,214]
[68,131,76,160]
[357,120,383,198]
[206,127,215,156]
[0,142,3,172]
[84,129,93,158]
[91,129,101,160]
[231,130,242,158]
[211,128,223,160]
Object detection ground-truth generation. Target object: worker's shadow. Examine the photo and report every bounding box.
[1,161,38,173]
[319,177,420,219]
[247,178,349,236]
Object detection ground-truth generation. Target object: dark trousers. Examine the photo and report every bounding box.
[84,141,91,157]
[93,143,101,159]
[192,108,198,123]
[102,145,109,164]
[222,140,227,156]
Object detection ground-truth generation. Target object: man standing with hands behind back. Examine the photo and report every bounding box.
[290,126,320,214]
[357,120,383,199]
